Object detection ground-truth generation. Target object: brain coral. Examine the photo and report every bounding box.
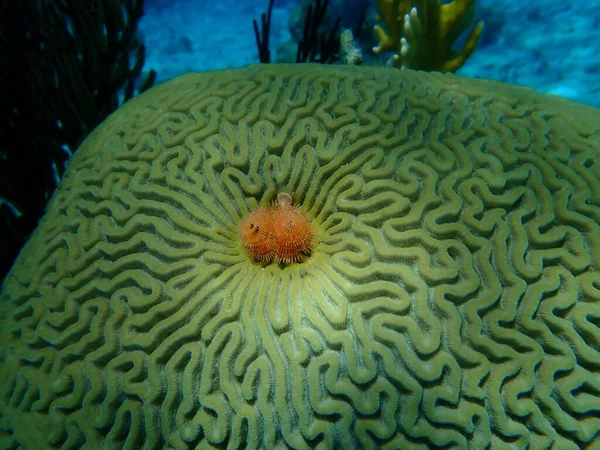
[1,64,600,450]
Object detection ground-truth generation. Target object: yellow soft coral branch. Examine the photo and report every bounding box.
[373,0,412,54]
[373,0,484,72]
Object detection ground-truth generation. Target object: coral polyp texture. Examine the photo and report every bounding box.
[1,64,600,449]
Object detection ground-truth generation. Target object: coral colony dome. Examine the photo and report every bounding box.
[1,64,599,448]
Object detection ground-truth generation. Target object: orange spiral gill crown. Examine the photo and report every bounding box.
[271,206,314,263]
[239,193,314,264]
[239,207,274,261]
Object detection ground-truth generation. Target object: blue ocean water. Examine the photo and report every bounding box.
[139,0,600,108]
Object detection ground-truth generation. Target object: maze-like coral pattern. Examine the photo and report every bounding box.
[1,64,600,449]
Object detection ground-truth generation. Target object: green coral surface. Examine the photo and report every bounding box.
[1,64,599,449]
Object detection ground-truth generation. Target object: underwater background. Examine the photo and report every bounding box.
[140,0,600,108]
[1,1,600,448]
